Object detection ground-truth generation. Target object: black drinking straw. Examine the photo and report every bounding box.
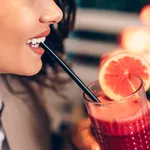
[40,42,99,102]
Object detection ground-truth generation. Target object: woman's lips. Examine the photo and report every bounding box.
[31,29,50,39]
[30,46,45,55]
[27,29,50,55]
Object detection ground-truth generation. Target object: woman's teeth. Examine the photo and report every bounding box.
[26,37,46,48]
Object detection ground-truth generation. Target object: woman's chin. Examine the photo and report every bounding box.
[11,63,43,76]
[22,64,42,76]
[0,60,43,76]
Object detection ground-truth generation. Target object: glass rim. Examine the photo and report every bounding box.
[83,75,144,105]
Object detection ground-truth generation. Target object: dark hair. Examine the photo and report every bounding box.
[1,0,77,101]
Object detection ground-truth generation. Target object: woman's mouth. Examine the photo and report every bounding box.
[26,37,46,55]
[26,29,50,55]
[26,36,46,48]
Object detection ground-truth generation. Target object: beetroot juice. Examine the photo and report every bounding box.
[84,81,150,150]
[90,110,150,150]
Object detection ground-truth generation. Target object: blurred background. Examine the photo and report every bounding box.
[64,0,150,85]
[51,1,150,149]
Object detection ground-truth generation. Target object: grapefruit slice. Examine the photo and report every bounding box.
[99,48,125,67]
[142,52,150,64]
[99,52,150,101]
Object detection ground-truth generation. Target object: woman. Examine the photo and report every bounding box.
[0,0,81,150]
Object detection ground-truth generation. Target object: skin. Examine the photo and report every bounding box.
[72,118,101,150]
[0,0,63,76]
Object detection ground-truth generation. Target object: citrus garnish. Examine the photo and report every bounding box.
[99,53,150,101]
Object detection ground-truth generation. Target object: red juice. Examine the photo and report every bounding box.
[84,80,150,150]
[90,112,150,150]
[87,98,150,150]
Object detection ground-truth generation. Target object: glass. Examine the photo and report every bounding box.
[83,76,150,150]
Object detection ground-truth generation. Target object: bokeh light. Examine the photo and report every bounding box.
[119,27,150,53]
[140,5,150,25]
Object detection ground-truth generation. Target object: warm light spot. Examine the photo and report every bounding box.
[119,27,150,53]
[140,5,150,25]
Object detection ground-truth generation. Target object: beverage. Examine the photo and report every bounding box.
[90,101,150,150]
[84,80,150,150]
[83,53,150,149]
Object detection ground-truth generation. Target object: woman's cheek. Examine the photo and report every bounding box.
[14,7,37,38]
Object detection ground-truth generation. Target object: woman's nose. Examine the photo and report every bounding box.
[39,1,63,24]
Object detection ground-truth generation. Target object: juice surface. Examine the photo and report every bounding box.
[89,98,150,150]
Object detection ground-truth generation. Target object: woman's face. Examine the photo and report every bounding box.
[0,0,63,75]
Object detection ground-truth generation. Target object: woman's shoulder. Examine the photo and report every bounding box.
[0,76,12,101]
[0,75,21,100]
[0,75,33,105]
